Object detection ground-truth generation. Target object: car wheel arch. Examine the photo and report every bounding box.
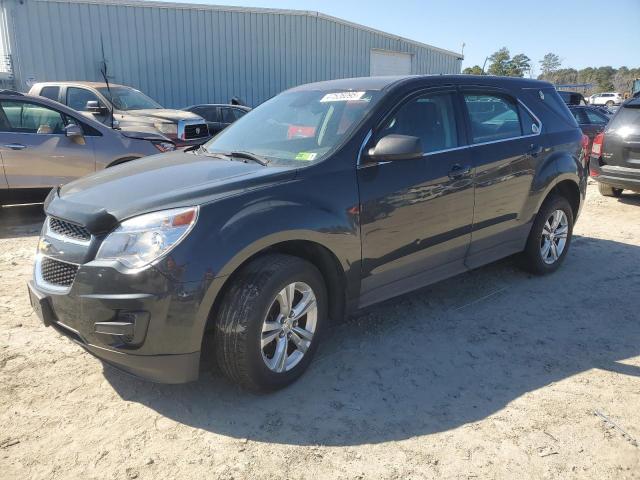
[196,236,349,354]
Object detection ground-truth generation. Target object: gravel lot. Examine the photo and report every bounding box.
[1,181,639,480]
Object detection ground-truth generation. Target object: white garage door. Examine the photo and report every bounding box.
[370,50,412,76]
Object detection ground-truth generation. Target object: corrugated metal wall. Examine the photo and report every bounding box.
[4,0,462,107]
[0,0,12,72]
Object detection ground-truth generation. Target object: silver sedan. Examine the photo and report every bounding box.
[0,91,174,205]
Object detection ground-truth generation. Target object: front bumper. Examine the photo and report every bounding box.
[28,257,207,383]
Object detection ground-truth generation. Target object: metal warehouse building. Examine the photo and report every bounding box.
[0,0,462,107]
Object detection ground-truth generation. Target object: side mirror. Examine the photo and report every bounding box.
[65,124,85,144]
[365,134,424,162]
[86,100,108,114]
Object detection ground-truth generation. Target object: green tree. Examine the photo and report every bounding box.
[508,54,531,77]
[487,47,511,76]
[539,53,562,76]
[463,65,484,75]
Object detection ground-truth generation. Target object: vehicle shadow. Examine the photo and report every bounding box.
[617,192,640,206]
[0,204,46,239]
[104,235,640,446]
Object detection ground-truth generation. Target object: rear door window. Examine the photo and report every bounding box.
[463,93,523,143]
[221,108,237,123]
[39,86,60,102]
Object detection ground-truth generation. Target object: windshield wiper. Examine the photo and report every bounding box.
[201,150,269,166]
[229,151,269,166]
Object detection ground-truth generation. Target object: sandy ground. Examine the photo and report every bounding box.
[1,181,639,480]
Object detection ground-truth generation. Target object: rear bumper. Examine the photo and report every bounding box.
[591,163,640,192]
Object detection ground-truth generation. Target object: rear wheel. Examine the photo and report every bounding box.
[520,195,574,275]
[605,100,615,107]
[598,183,623,197]
[214,254,327,391]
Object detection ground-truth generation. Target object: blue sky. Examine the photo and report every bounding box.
[171,0,640,72]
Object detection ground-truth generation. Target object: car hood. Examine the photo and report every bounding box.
[45,152,296,233]
[124,109,204,122]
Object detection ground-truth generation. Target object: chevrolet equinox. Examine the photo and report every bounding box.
[28,76,587,391]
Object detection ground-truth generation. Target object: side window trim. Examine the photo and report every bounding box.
[459,86,542,147]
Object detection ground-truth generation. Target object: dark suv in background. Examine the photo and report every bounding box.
[183,104,251,135]
[590,96,640,196]
[28,75,586,391]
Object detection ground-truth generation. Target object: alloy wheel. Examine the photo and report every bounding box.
[261,282,318,372]
[540,209,569,265]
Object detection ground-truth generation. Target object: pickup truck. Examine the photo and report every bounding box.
[29,82,209,148]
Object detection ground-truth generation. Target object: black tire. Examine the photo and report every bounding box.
[605,100,614,107]
[214,253,327,391]
[598,183,623,197]
[520,195,574,275]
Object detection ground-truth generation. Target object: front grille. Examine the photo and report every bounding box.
[184,123,209,139]
[40,257,79,287]
[48,217,91,242]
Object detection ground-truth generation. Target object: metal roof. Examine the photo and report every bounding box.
[41,0,464,59]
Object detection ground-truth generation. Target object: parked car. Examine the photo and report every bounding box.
[0,91,174,205]
[568,105,610,154]
[28,82,209,148]
[589,96,640,196]
[589,92,624,107]
[28,75,586,391]
[557,90,587,105]
[183,104,251,135]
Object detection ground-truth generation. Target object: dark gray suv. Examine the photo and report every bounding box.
[28,75,587,391]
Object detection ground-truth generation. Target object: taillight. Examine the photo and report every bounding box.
[581,133,589,151]
[591,132,604,156]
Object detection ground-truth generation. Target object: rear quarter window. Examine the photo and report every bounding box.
[523,87,578,129]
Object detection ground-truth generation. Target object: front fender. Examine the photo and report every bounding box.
[153,169,361,349]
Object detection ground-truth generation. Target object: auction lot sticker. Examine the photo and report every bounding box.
[320,91,366,102]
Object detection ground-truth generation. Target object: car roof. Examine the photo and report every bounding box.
[287,75,553,93]
[32,81,128,89]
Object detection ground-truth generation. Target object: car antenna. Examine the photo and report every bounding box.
[100,35,117,130]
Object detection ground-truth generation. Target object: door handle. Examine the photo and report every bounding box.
[448,164,471,180]
[529,144,543,157]
[4,143,27,150]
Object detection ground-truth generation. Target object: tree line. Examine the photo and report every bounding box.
[462,48,639,95]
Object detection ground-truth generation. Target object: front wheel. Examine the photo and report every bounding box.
[214,254,327,391]
[520,195,574,275]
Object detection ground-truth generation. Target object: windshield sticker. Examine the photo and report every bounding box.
[295,152,318,161]
[320,91,366,103]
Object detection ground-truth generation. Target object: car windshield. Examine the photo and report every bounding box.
[203,89,383,166]
[97,86,162,111]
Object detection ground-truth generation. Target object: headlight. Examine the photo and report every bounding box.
[154,122,178,136]
[96,207,198,269]
[153,141,176,152]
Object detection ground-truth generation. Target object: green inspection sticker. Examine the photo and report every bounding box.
[295,152,318,161]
